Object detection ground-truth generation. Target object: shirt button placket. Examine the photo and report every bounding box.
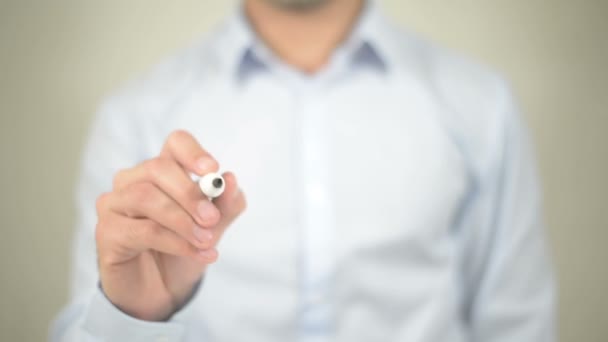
[154,334,170,342]
[295,80,336,342]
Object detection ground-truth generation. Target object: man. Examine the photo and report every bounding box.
[51,0,556,341]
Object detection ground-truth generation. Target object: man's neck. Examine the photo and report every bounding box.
[244,0,365,74]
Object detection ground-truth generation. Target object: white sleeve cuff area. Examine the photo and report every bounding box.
[82,288,186,342]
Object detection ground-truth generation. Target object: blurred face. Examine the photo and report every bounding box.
[265,0,331,10]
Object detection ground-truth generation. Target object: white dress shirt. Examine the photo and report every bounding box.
[51,2,556,341]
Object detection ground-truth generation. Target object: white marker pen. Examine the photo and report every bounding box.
[198,172,225,198]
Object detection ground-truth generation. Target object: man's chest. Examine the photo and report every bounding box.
[143,79,470,339]
[154,78,468,271]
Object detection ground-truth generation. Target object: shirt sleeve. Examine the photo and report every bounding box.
[464,82,557,341]
[49,97,204,342]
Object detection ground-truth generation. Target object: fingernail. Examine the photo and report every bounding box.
[197,200,219,225]
[197,249,218,262]
[193,226,213,244]
[196,157,216,174]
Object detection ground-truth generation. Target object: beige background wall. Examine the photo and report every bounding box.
[1,0,606,341]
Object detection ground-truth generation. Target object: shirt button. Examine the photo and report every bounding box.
[309,293,323,305]
[155,335,170,342]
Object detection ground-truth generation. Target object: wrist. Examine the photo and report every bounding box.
[83,288,187,341]
[99,281,174,321]
[99,273,205,322]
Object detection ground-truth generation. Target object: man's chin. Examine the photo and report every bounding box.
[264,0,331,11]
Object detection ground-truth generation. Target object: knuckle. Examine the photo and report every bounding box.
[112,169,128,189]
[94,221,106,244]
[139,221,161,244]
[127,182,156,204]
[95,217,116,248]
[97,251,116,269]
[95,192,110,213]
[167,130,190,146]
[126,220,149,243]
[125,222,140,241]
[149,158,178,180]
[145,158,168,178]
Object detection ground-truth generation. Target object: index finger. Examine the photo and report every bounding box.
[161,130,219,176]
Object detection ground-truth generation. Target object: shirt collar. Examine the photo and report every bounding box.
[344,0,391,72]
[217,0,394,83]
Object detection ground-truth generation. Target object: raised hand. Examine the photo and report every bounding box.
[95,130,246,321]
